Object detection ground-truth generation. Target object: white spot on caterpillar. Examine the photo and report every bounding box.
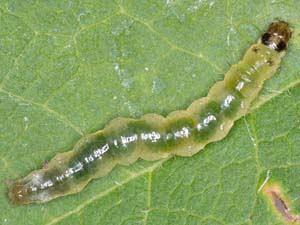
[64,171,71,178]
[197,115,217,131]
[73,162,84,172]
[31,186,37,192]
[223,95,235,108]
[236,81,245,91]
[93,144,109,159]
[113,139,118,147]
[121,134,138,146]
[141,132,161,142]
[60,162,85,180]
[197,124,203,131]
[197,114,217,131]
[255,60,265,69]
[174,127,190,138]
[41,180,54,189]
[166,133,173,140]
[220,123,225,131]
[56,174,64,182]
[203,115,217,126]
[84,155,94,163]
[56,157,63,165]
[241,75,251,83]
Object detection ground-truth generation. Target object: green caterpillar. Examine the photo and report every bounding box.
[8,21,292,204]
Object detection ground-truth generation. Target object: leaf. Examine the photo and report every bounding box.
[0,0,300,225]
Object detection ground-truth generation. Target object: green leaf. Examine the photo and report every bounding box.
[1,0,300,224]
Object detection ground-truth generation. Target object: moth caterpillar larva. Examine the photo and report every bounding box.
[8,21,292,204]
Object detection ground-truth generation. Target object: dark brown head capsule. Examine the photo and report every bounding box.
[261,21,292,52]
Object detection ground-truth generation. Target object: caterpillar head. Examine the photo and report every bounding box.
[261,21,292,52]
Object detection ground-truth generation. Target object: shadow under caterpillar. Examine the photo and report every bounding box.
[8,21,292,204]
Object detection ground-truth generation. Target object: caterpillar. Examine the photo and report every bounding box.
[8,21,292,204]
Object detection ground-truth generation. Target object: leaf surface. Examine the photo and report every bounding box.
[1,1,300,225]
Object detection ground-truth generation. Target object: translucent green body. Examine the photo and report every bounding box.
[8,21,291,204]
